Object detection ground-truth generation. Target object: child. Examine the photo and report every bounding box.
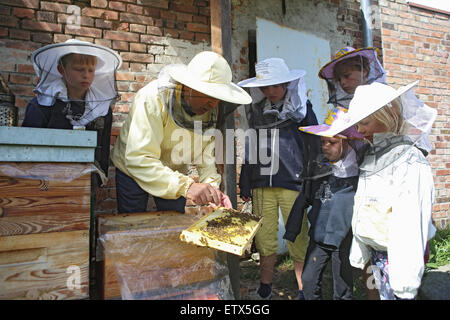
[285,107,363,300]
[319,47,386,109]
[22,39,122,178]
[325,81,437,300]
[238,58,318,300]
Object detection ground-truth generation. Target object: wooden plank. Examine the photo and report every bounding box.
[0,212,90,236]
[0,230,89,300]
[0,172,90,235]
[210,0,241,299]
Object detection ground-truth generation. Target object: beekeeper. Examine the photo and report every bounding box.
[111,51,252,213]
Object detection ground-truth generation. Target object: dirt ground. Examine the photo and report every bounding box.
[239,252,368,300]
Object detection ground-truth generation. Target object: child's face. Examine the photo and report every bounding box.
[356,117,387,142]
[58,60,96,98]
[260,84,287,104]
[338,69,366,94]
[321,136,345,162]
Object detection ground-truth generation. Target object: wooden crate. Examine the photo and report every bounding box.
[97,212,217,300]
[0,162,91,300]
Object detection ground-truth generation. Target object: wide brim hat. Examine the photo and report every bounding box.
[319,47,379,80]
[237,57,306,88]
[168,51,252,105]
[32,39,122,77]
[323,81,419,137]
[299,106,364,139]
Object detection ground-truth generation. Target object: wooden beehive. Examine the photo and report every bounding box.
[0,126,96,300]
[97,212,218,300]
[0,163,91,299]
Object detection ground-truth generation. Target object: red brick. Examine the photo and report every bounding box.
[112,40,128,51]
[54,34,72,43]
[130,42,146,52]
[109,1,126,11]
[195,33,210,43]
[186,22,209,33]
[146,0,168,9]
[32,32,53,43]
[0,0,39,9]
[91,0,108,8]
[9,74,31,84]
[104,30,139,42]
[164,28,178,38]
[120,12,153,25]
[0,15,18,28]
[143,6,161,18]
[13,7,34,19]
[17,64,34,73]
[127,3,143,15]
[82,7,118,20]
[179,30,195,41]
[147,25,163,36]
[120,52,153,63]
[40,1,68,13]
[171,3,198,14]
[116,72,135,81]
[9,29,30,40]
[130,24,146,33]
[22,19,61,33]
[37,11,55,22]
[65,25,102,38]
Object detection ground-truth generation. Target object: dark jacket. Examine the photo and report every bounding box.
[239,100,318,196]
[284,174,358,248]
[21,97,112,178]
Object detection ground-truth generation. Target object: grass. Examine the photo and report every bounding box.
[426,228,450,270]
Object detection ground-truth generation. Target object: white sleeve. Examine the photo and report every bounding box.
[388,155,435,299]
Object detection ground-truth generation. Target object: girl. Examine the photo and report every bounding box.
[333,81,437,300]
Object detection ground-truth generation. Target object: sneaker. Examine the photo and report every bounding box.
[298,290,305,300]
[252,283,272,300]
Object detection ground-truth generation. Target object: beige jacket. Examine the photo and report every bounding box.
[111,81,221,199]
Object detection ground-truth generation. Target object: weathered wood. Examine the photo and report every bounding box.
[97,212,217,300]
[210,0,240,299]
[0,212,90,237]
[0,171,91,236]
[0,230,89,300]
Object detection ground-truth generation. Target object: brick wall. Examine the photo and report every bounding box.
[378,0,450,229]
[0,0,212,214]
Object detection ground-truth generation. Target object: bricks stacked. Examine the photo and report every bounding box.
[379,0,450,228]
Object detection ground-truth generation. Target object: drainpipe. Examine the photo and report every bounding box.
[361,0,373,47]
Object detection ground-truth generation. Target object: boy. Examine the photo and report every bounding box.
[22,39,122,177]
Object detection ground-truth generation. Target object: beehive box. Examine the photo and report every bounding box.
[0,127,96,300]
[97,212,220,300]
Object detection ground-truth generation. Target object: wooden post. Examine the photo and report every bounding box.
[210,0,240,299]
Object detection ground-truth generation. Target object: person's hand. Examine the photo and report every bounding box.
[186,183,222,206]
[220,193,232,208]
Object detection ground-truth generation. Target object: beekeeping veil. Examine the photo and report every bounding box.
[161,51,251,133]
[316,81,437,174]
[237,57,308,129]
[32,39,122,127]
[319,47,386,109]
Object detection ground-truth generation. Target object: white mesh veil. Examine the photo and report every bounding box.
[32,39,122,127]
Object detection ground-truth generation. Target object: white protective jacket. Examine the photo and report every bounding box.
[349,133,436,299]
[111,81,221,199]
